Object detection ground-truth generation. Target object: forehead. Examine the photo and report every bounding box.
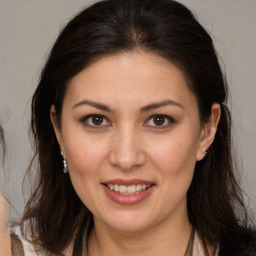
[64,51,197,110]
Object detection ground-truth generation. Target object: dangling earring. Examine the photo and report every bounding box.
[61,151,68,173]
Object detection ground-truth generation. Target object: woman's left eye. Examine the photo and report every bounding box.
[145,115,174,128]
[82,115,110,127]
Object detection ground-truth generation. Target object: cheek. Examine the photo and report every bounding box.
[147,131,200,178]
[63,135,108,209]
[152,139,197,165]
[63,132,108,176]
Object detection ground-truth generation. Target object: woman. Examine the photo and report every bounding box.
[8,0,256,255]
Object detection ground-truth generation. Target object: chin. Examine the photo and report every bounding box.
[101,209,165,234]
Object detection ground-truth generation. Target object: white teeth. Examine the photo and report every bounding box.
[106,184,151,194]
[136,184,141,191]
[127,185,136,193]
[114,184,119,192]
[119,185,127,193]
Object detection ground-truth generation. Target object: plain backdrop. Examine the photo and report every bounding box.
[0,0,255,220]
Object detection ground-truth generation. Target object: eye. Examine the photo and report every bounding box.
[145,115,174,128]
[82,115,110,127]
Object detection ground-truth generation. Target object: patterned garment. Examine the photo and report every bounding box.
[11,233,25,256]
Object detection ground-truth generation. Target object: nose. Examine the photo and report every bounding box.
[109,125,146,171]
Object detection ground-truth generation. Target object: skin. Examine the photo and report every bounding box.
[0,193,11,256]
[51,51,220,256]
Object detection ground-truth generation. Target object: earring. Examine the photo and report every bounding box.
[203,151,208,155]
[61,151,68,173]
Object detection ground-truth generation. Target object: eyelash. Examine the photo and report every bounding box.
[145,115,175,128]
[81,115,110,128]
[81,114,175,129]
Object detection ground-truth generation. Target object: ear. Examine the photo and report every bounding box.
[196,103,221,161]
[50,105,65,154]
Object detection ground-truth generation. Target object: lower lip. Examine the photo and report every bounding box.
[102,185,154,205]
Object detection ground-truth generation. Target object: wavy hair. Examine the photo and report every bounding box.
[21,0,255,255]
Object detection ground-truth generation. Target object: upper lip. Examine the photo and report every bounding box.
[102,179,155,186]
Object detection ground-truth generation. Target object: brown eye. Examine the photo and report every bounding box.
[83,115,110,127]
[92,116,104,125]
[153,116,165,126]
[146,115,174,128]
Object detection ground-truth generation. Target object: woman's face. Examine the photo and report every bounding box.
[52,52,214,233]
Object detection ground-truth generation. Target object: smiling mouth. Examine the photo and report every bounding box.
[105,184,152,194]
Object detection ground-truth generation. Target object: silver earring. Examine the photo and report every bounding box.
[61,151,68,173]
[203,151,208,155]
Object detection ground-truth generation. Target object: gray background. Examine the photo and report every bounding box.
[0,0,255,220]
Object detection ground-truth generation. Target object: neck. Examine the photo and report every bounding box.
[88,206,192,256]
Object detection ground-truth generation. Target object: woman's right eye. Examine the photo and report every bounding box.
[82,115,110,128]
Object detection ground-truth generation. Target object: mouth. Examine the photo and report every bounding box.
[102,179,155,205]
[104,184,152,195]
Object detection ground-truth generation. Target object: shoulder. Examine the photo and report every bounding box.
[11,224,41,256]
[11,222,75,256]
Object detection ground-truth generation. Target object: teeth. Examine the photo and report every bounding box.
[136,184,141,191]
[128,185,136,193]
[114,184,119,192]
[120,185,127,193]
[106,184,151,194]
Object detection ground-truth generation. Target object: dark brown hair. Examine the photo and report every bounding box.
[0,124,5,165]
[21,0,256,255]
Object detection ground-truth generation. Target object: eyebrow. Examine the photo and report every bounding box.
[72,99,184,112]
[140,100,184,113]
[72,100,113,112]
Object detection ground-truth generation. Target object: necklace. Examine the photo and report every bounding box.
[81,226,195,256]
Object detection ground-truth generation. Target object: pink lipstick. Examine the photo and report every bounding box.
[102,179,155,205]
